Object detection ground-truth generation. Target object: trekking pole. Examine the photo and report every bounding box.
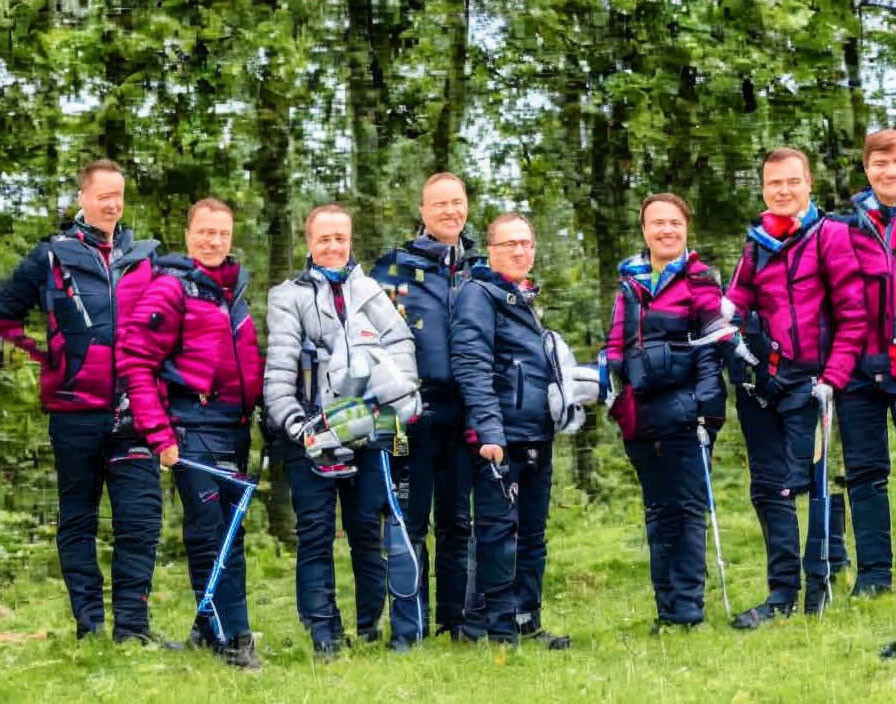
[378,450,424,641]
[697,422,731,618]
[175,458,258,645]
[814,392,834,610]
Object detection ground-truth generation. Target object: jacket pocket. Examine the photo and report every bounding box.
[626,341,695,394]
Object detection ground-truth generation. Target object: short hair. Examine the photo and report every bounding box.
[486,212,535,245]
[78,159,124,189]
[863,129,896,166]
[304,203,352,239]
[639,193,692,227]
[187,197,234,228]
[763,147,812,177]
[420,172,466,204]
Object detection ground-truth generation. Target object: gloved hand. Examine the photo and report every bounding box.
[284,413,309,444]
[696,416,711,447]
[732,334,759,367]
[812,380,834,408]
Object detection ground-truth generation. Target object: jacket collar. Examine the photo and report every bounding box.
[406,229,478,265]
[156,254,247,301]
[619,249,693,297]
[852,187,896,245]
[747,201,820,254]
[72,211,132,252]
[471,262,539,306]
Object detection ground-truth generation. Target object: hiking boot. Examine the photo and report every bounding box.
[113,628,184,650]
[387,637,414,653]
[221,633,260,669]
[650,619,704,635]
[524,629,571,649]
[313,638,342,660]
[356,627,381,644]
[804,578,831,615]
[851,582,891,599]
[76,621,104,640]
[488,632,520,646]
[731,600,795,629]
[881,640,896,659]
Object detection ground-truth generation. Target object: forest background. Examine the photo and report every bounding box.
[1,1,896,702]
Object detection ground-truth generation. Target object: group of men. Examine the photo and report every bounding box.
[0,165,583,664]
[3,126,896,663]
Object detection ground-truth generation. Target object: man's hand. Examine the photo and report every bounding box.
[812,380,834,408]
[479,444,504,464]
[159,444,179,470]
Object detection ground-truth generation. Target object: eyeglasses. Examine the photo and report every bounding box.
[488,239,535,251]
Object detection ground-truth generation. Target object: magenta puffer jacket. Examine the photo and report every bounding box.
[833,189,896,383]
[0,220,158,413]
[605,251,728,441]
[726,215,866,390]
[117,255,264,454]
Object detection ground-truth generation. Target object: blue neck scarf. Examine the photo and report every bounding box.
[311,258,355,284]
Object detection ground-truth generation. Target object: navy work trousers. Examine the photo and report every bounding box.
[174,422,252,642]
[286,445,388,644]
[48,411,162,637]
[626,434,707,624]
[835,384,894,590]
[464,441,553,640]
[393,396,474,635]
[736,385,827,603]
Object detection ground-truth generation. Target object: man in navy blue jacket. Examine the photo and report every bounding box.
[450,213,570,648]
[371,173,481,648]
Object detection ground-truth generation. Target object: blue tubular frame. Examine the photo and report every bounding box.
[175,458,259,645]
[378,450,424,642]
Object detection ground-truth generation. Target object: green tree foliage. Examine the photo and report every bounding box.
[0,0,894,542]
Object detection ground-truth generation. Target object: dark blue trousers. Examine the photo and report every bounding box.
[626,435,707,624]
[464,442,553,640]
[48,411,162,637]
[394,398,473,635]
[836,385,894,590]
[286,446,387,644]
[174,423,252,641]
[735,385,824,603]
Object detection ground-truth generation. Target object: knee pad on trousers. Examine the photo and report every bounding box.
[478,538,516,596]
[386,525,422,600]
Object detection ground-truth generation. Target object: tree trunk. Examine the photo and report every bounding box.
[432,0,468,172]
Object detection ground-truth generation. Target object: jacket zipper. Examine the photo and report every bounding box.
[513,359,524,409]
[230,282,249,421]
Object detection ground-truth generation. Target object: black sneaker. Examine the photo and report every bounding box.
[804,578,831,615]
[113,628,185,650]
[731,600,795,629]
[221,633,260,669]
[880,640,896,659]
[524,629,571,649]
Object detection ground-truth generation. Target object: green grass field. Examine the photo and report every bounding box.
[3,424,896,703]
